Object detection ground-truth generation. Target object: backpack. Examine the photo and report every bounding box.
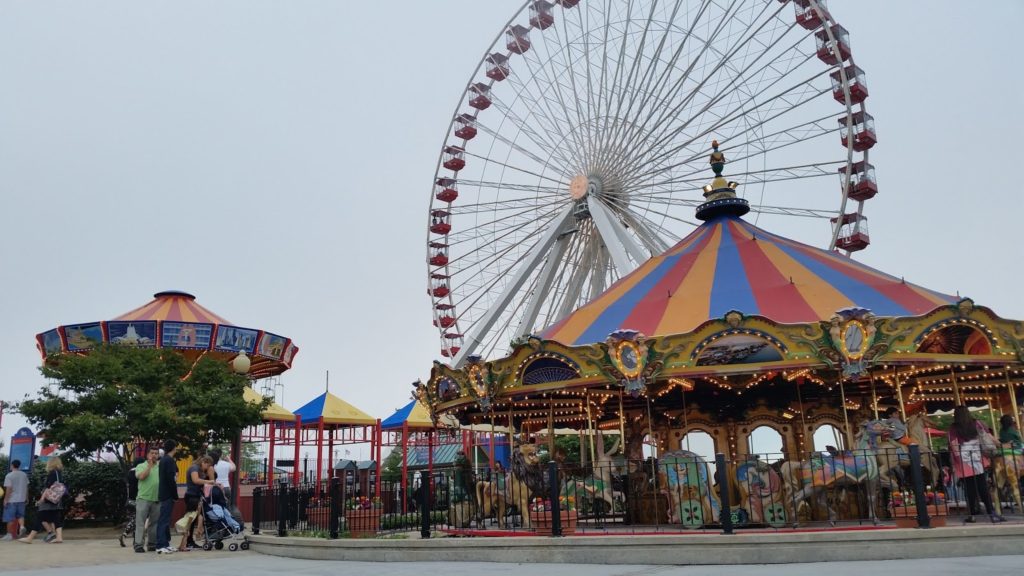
[42,471,66,504]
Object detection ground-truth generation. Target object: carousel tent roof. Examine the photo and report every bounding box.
[243,387,295,422]
[381,400,434,431]
[114,290,230,324]
[542,215,956,346]
[293,391,377,426]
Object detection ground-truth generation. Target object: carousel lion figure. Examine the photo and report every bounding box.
[475,442,546,528]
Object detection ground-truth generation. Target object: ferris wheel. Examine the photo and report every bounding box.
[427,0,877,365]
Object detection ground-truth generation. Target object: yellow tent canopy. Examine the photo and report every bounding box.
[293,391,376,426]
[244,386,295,422]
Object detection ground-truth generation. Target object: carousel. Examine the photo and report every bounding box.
[419,154,1024,530]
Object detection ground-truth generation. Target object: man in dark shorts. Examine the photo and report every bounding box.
[155,440,179,554]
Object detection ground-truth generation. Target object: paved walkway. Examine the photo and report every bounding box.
[1,547,1020,576]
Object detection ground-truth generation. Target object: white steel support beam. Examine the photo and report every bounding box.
[587,195,647,272]
[515,233,572,339]
[454,205,575,367]
[588,244,610,301]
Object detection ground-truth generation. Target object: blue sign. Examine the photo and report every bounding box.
[10,427,36,473]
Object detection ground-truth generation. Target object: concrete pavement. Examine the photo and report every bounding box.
[3,553,1022,576]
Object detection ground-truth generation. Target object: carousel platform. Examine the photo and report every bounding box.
[247,524,1024,565]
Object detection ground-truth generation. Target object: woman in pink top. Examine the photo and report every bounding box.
[947,406,1004,523]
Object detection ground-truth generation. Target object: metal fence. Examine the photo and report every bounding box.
[251,444,1023,539]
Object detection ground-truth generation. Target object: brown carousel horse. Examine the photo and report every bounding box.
[475,443,545,528]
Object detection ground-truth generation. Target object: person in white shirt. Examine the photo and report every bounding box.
[209,449,236,501]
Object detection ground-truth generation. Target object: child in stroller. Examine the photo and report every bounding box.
[199,485,247,551]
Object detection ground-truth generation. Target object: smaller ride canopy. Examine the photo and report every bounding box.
[291,390,381,495]
[36,290,298,379]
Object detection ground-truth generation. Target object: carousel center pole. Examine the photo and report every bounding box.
[893,367,907,420]
[1007,368,1021,430]
[618,390,626,454]
[585,390,596,465]
[796,378,808,454]
[838,377,853,449]
[869,374,879,419]
[950,367,962,406]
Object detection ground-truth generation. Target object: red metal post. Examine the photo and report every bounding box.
[292,415,302,486]
[327,427,335,481]
[267,420,276,487]
[315,417,325,496]
[401,421,409,514]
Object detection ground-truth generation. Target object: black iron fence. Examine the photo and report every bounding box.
[251,444,1023,539]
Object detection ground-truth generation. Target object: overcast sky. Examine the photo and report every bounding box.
[1,1,1021,451]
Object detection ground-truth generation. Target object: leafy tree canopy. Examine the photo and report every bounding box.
[18,344,270,473]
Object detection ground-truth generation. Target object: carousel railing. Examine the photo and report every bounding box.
[250,443,1024,539]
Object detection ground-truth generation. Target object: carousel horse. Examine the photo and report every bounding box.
[781,425,883,526]
[659,450,721,527]
[991,445,1024,514]
[734,455,787,526]
[904,412,941,486]
[856,419,910,490]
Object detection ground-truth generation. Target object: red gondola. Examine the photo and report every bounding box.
[434,303,454,311]
[435,178,459,203]
[830,65,868,104]
[831,212,870,252]
[558,0,580,7]
[433,316,456,329]
[815,24,850,65]
[429,252,449,266]
[443,332,464,340]
[440,346,461,358]
[430,209,451,235]
[443,146,465,172]
[486,53,510,81]
[468,83,492,111]
[793,0,829,30]
[837,161,877,202]
[430,273,451,297]
[506,25,531,54]
[530,1,555,29]
[454,114,477,141]
[838,111,876,151]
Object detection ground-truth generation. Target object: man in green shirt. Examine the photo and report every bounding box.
[134,447,161,552]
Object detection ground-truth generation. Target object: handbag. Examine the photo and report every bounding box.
[979,425,1000,458]
[42,471,66,504]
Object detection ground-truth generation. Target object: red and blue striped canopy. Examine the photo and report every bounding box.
[542,216,955,346]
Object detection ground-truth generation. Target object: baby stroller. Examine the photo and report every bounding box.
[200,486,247,551]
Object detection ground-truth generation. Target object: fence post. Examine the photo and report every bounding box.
[715,453,733,535]
[547,461,562,537]
[420,474,431,539]
[252,487,263,535]
[329,477,341,539]
[909,444,931,528]
[277,482,288,537]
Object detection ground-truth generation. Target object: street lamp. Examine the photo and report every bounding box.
[231,350,251,375]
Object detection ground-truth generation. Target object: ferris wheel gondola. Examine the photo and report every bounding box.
[427,0,876,364]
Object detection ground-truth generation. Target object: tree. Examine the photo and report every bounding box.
[17,344,270,476]
[381,446,405,482]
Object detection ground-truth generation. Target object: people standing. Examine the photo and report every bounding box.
[948,405,1005,523]
[18,456,66,544]
[210,449,236,503]
[182,455,215,550]
[2,459,29,540]
[998,414,1022,450]
[133,447,161,552]
[155,440,179,554]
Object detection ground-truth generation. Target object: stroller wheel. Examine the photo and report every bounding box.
[214,541,224,550]
[203,542,213,551]
[228,543,239,552]
[240,542,250,551]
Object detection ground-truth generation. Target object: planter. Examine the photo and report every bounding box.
[529,510,577,535]
[890,504,947,528]
[344,509,382,538]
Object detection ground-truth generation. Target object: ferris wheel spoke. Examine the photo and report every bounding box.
[619,0,771,162]
[462,149,568,186]
[448,195,564,217]
[630,161,844,195]
[614,207,672,254]
[485,92,579,172]
[554,230,597,321]
[629,22,809,171]
[633,196,838,219]
[446,202,564,254]
[453,204,576,365]
[472,117,575,175]
[629,69,830,184]
[587,195,648,271]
